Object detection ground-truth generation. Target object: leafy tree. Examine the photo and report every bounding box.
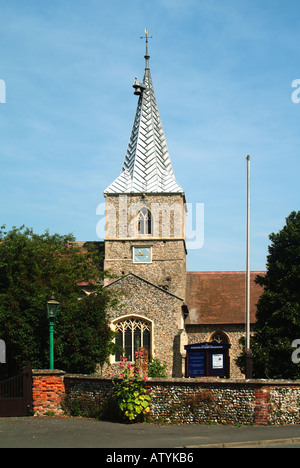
[0,225,117,376]
[241,211,300,378]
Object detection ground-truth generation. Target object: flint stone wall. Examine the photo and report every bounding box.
[34,372,300,425]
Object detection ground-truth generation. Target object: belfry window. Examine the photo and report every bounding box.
[138,208,152,235]
[114,317,151,361]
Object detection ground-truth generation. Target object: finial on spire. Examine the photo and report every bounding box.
[140,28,152,69]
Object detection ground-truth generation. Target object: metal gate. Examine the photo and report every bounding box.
[0,364,32,417]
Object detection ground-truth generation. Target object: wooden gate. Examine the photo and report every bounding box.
[0,364,32,417]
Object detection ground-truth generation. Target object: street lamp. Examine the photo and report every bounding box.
[47,294,60,370]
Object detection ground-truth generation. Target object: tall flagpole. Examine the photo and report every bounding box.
[246,155,252,378]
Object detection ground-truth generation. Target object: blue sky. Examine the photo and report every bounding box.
[1,0,300,272]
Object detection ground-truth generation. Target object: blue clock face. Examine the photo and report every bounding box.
[133,247,152,263]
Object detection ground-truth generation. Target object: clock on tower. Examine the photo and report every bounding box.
[133,246,152,264]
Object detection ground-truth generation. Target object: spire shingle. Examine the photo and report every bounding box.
[104,43,183,195]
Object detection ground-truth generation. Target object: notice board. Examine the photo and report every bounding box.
[185,342,230,378]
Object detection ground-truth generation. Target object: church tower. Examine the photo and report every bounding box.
[104,32,187,300]
[103,32,188,376]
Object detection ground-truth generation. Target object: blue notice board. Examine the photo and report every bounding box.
[187,352,205,377]
[185,342,230,378]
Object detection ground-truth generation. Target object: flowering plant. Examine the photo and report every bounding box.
[112,352,151,422]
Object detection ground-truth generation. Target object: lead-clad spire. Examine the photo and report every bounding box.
[104,30,184,194]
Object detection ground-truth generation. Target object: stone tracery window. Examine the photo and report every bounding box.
[138,208,152,235]
[114,317,151,362]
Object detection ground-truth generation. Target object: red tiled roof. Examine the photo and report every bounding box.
[186,271,265,325]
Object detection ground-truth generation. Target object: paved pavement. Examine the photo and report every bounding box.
[1,417,300,449]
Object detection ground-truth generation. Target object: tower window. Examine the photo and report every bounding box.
[138,208,152,235]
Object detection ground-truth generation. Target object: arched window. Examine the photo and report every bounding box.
[209,330,229,345]
[114,317,151,362]
[138,208,152,235]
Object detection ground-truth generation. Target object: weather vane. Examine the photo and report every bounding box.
[140,28,153,43]
[140,28,152,68]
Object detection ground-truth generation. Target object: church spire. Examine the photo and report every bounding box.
[104,30,184,195]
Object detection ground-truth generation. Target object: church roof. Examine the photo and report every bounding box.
[104,34,184,195]
[185,271,265,325]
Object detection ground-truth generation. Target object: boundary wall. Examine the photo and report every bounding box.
[32,370,300,425]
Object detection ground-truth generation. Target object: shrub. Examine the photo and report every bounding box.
[148,358,168,378]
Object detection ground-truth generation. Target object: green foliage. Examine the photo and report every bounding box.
[0,225,117,375]
[112,353,151,422]
[55,288,118,374]
[237,211,300,378]
[148,358,168,377]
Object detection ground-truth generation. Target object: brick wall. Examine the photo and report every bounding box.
[255,387,270,425]
[32,370,65,416]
